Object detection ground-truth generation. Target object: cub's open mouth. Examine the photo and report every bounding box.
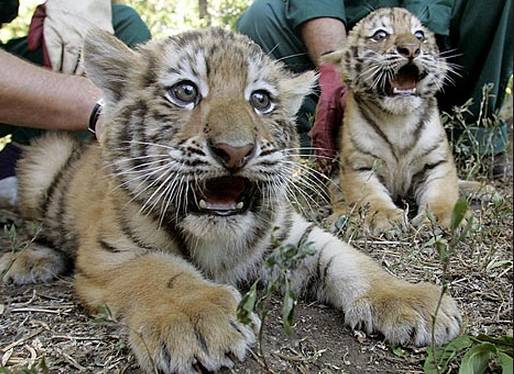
[386,63,426,96]
[189,176,257,216]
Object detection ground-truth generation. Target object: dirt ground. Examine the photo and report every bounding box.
[0,178,512,373]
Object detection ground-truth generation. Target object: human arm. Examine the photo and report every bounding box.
[0,49,104,137]
[300,17,347,66]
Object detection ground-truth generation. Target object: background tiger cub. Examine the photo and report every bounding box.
[328,7,460,234]
[1,28,460,373]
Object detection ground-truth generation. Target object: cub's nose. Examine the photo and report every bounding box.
[208,141,256,172]
[397,44,420,59]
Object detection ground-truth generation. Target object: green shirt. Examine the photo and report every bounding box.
[285,0,453,35]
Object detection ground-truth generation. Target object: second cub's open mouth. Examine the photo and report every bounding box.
[189,176,256,216]
[386,63,425,96]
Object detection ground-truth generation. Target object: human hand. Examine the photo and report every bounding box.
[28,0,113,75]
[309,63,347,175]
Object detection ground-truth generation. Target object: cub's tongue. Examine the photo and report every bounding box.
[389,64,419,95]
[390,76,417,91]
[200,176,246,210]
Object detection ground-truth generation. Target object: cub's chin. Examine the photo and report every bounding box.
[381,94,424,114]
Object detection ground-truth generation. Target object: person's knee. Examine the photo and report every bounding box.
[112,4,151,47]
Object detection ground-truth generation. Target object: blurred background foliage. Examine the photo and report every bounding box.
[0,0,251,43]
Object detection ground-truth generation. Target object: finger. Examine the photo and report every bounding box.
[61,46,80,75]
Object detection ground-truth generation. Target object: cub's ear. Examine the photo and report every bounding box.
[83,29,139,104]
[280,70,318,117]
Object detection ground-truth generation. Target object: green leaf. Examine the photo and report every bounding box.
[38,357,49,374]
[424,335,474,374]
[237,281,258,325]
[392,346,406,357]
[435,239,449,262]
[265,255,276,268]
[474,335,513,354]
[0,134,12,152]
[496,351,513,374]
[458,343,496,374]
[334,215,349,231]
[451,198,469,231]
[92,304,115,324]
[281,290,296,336]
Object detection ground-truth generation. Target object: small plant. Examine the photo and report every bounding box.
[443,83,508,180]
[2,224,41,254]
[425,199,513,374]
[424,334,513,374]
[0,224,42,279]
[426,198,473,374]
[237,227,316,369]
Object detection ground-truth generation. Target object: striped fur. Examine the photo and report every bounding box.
[328,8,460,233]
[2,28,460,373]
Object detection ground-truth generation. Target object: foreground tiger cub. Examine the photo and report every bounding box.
[1,28,460,373]
[329,8,460,234]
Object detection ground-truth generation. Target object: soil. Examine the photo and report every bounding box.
[0,179,512,374]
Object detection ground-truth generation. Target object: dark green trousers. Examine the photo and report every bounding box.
[238,0,513,153]
[0,4,151,144]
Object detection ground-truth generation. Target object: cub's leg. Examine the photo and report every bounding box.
[285,214,461,346]
[413,161,459,227]
[337,169,405,234]
[75,250,257,374]
[0,244,67,284]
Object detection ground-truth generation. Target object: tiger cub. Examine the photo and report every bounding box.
[328,7,460,234]
[1,28,460,373]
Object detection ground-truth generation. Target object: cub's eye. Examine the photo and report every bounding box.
[250,90,274,114]
[414,30,425,41]
[165,80,200,108]
[371,29,389,41]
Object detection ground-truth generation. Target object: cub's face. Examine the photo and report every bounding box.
[338,7,449,113]
[84,28,314,237]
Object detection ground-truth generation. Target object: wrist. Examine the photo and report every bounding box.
[88,98,104,140]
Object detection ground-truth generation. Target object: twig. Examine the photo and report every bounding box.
[11,307,71,314]
[1,328,44,352]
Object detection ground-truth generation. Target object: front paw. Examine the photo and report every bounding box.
[345,282,461,347]
[125,284,258,373]
[368,208,406,235]
[0,246,65,284]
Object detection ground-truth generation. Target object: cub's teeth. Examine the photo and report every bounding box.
[199,199,207,209]
[236,202,244,210]
[393,87,416,94]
